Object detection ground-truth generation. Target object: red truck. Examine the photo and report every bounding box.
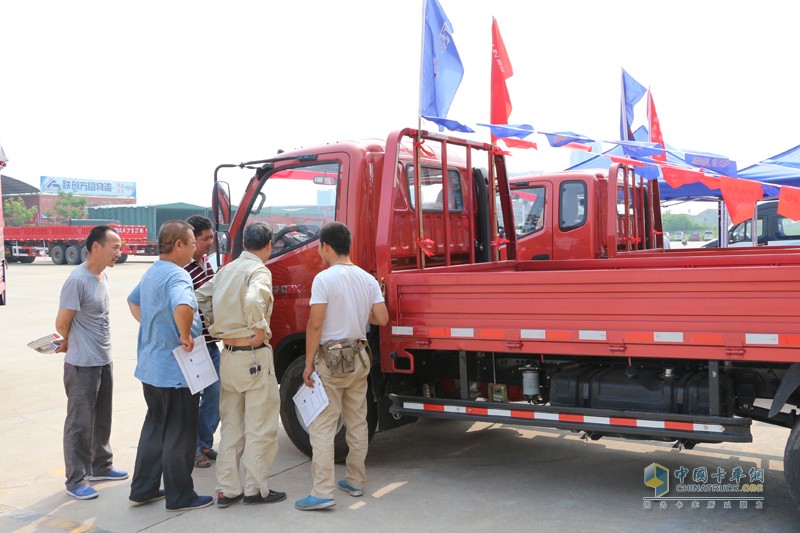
[0,176,6,304]
[212,128,800,507]
[4,224,157,264]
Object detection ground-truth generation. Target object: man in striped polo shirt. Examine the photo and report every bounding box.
[185,215,220,469]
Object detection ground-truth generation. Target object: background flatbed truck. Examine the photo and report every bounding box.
[4,224,157,264]
[212,128,800,507]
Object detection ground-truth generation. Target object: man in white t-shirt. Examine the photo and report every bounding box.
[295,222,388,511]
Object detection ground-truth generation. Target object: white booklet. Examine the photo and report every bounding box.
[292,371,329,427]
[28,333,64,354]
[172,336,219,395]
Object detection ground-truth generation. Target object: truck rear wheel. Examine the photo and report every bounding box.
[278,356,377,463]
[66,245,82,265]
[50,245,66,265]
[116,254,128,264]
[785,418,800,507]
[80,246,89,263]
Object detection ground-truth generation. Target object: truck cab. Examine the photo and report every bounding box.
[508,168,665,261]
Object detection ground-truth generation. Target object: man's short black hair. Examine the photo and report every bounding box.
[319,222,351,256]
[244,223,273,251]
[186,215,212,237]
[86,226,118,253]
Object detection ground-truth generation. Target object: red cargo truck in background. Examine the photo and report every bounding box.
[211,128,800,507]
[0,174,6,305]
[4,223,157,264]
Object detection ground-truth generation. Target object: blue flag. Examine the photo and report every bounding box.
[422,115,474,133]
[541,131,595,148]
[684,152,738,177]
[476,123,534,139]
[421,0,467,132]
[620,69,646,141]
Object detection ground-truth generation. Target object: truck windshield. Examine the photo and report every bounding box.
[245,163,340,257]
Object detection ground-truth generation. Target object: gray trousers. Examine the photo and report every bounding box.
[63,362,114,490]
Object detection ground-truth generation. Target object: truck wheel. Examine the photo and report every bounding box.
[4,245,18,263]
[66,245,82,265]
[50,245,66,265]
[279,356,377,463]
[785,418,800,507]
[116,254,128,264]
[18,256,36,264]
[80,246,89,263]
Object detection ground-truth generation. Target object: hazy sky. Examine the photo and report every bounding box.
[1,0,797,207]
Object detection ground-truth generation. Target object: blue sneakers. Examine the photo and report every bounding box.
[66,485,99,500]
[89,468,129,482]
[337,480,364,497]
[166,495,214,512]
[294,495,336,510]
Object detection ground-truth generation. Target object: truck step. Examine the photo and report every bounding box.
[389,394,752,443]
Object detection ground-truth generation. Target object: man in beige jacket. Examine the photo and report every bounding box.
[196,222,286,509]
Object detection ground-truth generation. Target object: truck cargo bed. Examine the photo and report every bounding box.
[385,251,800,363]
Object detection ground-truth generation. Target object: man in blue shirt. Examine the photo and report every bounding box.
[127,220,213,511]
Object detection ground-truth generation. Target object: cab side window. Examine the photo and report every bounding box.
[559,181,586,231]
[511,186,545,237]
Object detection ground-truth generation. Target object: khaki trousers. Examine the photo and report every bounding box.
[309,347,370,499]
[216,345,279,498]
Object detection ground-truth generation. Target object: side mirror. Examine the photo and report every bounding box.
[212,181,232,263]
[215,230,231,255]
[212,181,231,227]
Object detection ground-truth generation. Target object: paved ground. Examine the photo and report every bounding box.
[1,257,798,532]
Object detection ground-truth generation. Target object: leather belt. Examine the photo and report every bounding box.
[224,343,267,352]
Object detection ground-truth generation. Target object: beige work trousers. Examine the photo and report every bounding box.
[216,345,279,498]
[309,346,370,499]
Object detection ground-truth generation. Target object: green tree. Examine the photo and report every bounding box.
[661,213,705,233]
[47,191,87,222]
[3,197,37,226]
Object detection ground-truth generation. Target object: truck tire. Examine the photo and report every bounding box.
[278,356,377,463]
[80,246,89,263]
[116,254,128,264]
[66,245,82,265]
[4,245,18,263]
[50,245,66,265]
[785,418,800,508]
[18,256,36,264]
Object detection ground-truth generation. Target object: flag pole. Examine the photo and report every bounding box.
[415,0,428,268]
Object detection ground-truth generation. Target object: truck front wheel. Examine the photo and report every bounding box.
[785,418,800,507]
[116,254,128,264]
[50,245,66,265]
[279,356,377,463]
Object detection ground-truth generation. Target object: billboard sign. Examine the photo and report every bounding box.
[40,176,136,198]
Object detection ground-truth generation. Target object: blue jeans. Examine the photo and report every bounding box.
[196,342,221,453]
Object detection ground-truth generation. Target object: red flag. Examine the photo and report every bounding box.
[778,186,800,221]
[647,89,666,163]
[720,176,764,225]
[661,166,704,188]
[490,18,513,141]
[562,142,592,152]
[501,138,538,150]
